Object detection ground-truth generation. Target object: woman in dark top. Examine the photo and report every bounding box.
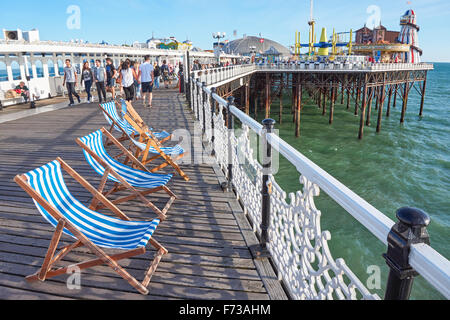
[153,63,161,89]
[81,61,94,103]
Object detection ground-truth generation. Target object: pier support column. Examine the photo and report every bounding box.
[296,84,302,137]
[419,74,427,117]
[322,88,327,116]
[401,81,409,124]
[347,86,351,110]
[375,87,380,111]
[279,90,283,125]
[366,87,374,126]
[245,84,250,115]
[317,88,322,109]
[330,86,335,125]
[254,95,258,120]
[293,75,298,124]
[386,85,393,117]
[355,80,361,116]
[377,75,386,133]
[359,75,369,140]
[279,74,284,124]
[393,84,398,109]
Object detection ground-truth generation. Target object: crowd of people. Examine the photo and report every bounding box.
[61,56,247,107]
[62,55,184,108]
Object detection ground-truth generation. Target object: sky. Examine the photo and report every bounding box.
[0,0,449,62]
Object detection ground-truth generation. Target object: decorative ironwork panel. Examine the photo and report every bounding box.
[232,125,263,234]
[267,175,380,300]
[213,104,228,173]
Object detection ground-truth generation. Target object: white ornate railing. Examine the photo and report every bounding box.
[185,65,449,300]
[190,64,256,85]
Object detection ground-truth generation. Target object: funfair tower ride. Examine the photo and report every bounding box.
[398,9,422,63]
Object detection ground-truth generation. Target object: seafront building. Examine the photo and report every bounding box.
[0,29,240,107]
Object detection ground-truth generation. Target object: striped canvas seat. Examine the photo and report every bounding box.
[120,99,172,140]
[101,101,137,136]
[101,101,171,141]
[131,137,185,156]
[80,130,173,189]
[24,160,160,250]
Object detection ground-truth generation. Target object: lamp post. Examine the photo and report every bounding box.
[212,32,226,66]
[249,46,257,63]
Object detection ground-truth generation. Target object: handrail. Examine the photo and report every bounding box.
[0,39,241,58]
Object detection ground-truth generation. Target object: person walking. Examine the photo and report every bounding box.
[62,59,81,106]
[132,61,142,100]
[160,60,170,89]
[81,61,94,103]
[93,59,107,103]
[138,55,155,107]
[153,62,160,90]
[178,63,184,93]
[118,60,138,102]
[105,58,117,101]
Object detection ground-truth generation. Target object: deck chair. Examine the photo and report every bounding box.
[76,128,177,221]
[120,99,172,144]
[124,113,189,182]
[14,158,167,295]
[99,101,171,144]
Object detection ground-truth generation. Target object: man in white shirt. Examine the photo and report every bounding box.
[138,55,154,107]
[62,59,81,106]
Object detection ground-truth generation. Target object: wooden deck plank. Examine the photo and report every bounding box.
[0,89,285,300]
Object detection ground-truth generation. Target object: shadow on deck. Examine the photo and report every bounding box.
[0,89,286,300]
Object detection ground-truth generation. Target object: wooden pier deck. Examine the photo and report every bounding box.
[0,90,286,300]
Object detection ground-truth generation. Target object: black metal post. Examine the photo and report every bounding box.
[202,82,207,135]
[196,79,201,120]
[210,87,216,156]
[225,96,235,191]
[383,207,431,300]
[261,118,275,253]
[186,51,191,104]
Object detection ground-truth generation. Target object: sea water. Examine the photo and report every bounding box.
[255,63,448,300]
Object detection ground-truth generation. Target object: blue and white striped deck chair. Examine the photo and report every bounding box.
[14,158,168,295]
[99,101,137,138]
[76,128,177,221]
[124,113,190,181]
[99,101,171,143]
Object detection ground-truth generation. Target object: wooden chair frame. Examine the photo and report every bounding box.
[98,102,137,146]
[123,113,189,182]
[122,100,172,144]
[76,128,177,222]
[14,158,167,295]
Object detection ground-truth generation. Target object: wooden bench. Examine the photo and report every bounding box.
[0,90,24,111]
